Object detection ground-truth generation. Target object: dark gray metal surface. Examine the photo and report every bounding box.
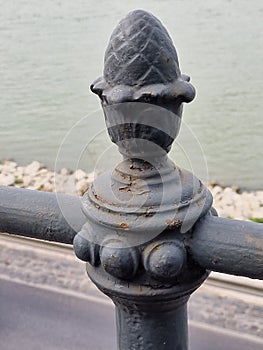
[115,298,188,349]
[76,9,212,349]
[188,215,263,279]
[0,185,85,244]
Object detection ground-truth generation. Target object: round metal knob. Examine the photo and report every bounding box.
[100,240,139,280]
[73,231,99,266]
[143,241,186,281]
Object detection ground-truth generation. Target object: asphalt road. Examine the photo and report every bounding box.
[0,279,262,350]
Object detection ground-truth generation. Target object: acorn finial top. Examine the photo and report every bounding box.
[91,10,195,105]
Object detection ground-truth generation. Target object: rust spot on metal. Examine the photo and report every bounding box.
[166,219,182,229]
[93,191,118,206]
[245,234,253,243]
[119,222,129,229]
[119,186,131,192]
[130,175,138,182]
[255,239,263,251]
[94,194,105,202]
[145,206,154,217]
[120,172,128,179]
[129,162,143,171]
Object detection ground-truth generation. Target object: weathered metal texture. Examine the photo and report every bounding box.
[114,298,188,349]
[91,10,195,106]
[0,185,85,244]
[74,9,212,350]
[188,215,263,279]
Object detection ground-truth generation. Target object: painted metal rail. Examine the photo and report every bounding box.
[0,185,85,244]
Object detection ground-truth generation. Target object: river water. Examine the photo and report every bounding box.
[0,0,262,189]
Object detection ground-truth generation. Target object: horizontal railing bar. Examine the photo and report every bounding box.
[0,186,86,244]
[2,232,262,297]
[1,186,262,280]
[188,215,263,279]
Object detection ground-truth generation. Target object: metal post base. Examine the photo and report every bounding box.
[114,297,188,350]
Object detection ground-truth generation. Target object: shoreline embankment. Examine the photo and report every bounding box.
[0,160,262,222]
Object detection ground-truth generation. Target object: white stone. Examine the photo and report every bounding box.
[220,194,234,206]
[25,161,42,175]
[60,168,70,176]
[36,171,52,184]
[76,179,89,194]
[223,187,235,195]
[0,174,15,186]
[16,166,25,176]
[2,161,17,173]
[43,182,54,192]
[28,179,46,190]
[55,174,76,194]
[255,191,263,202]
[36,169,48,176]
[211,185,223,197]
[75,169,86,181]
[87,172,95,183]
[3,160,17,168]
[23,175,33,187]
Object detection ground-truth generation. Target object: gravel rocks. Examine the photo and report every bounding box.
[0,159,262,220]
[0,160,94,196]
[208,183,263,220]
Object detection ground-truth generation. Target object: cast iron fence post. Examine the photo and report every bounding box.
[72,10,218,349]
[0,9,262,350]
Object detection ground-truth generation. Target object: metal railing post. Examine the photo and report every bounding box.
[73,10,213,349]
[1,9,262,350]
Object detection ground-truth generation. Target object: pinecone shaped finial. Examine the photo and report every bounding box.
[104,9,180,87]
[91,10,195,105]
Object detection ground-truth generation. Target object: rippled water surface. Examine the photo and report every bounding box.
[0,0,262,189]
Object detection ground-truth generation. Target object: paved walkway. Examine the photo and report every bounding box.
[1,278,262,350]
[0,235,262,341]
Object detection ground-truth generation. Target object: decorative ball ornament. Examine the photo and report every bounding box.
[143,241,186,281]
[73,232,100,266]
[100,239,139,280]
